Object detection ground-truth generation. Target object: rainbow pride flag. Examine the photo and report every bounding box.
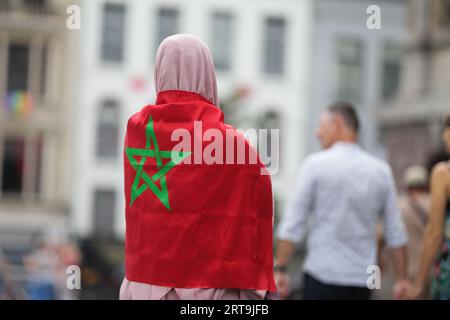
[3,91,34,118]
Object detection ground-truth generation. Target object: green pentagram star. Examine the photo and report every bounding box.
[125,115,191,211]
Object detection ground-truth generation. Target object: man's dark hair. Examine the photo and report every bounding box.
[328,102,360,133]
[445,113,450,128]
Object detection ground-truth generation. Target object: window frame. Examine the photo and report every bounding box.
[262,16,287,76]
[100,2,126,64]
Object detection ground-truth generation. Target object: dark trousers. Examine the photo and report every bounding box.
[303,273,371,300]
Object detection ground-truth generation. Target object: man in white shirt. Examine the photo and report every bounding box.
[275,102,409,300]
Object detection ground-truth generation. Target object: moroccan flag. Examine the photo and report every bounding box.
[124,90,276,292]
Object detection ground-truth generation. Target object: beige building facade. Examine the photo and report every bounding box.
[0,0,76,248]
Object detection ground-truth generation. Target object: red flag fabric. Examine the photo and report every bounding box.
[124,90,276,292]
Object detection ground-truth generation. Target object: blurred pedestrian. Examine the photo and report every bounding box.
[376,165,430,299]
[23,233,59,300]
[406,114,450,300]
[275,102,409,300]
[0,249,27,300]
[119,34,277,300]
[397,166,430,279]
[54,240,82,300]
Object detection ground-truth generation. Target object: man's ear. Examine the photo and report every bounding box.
[333,114,344,130]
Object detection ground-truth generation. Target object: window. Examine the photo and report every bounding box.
[156,8,179,52]
[447,0,450,25]
[33,138,43,195]
[0,0,10,11]
[93,189,116,239]
[438,0,450,26]
[211,12,233,71]
[0,135,42,199]
[24,0,46,11]
[96,99,119,159]
[1,138,25,195]
[263,17,286,75]
[40,44,47,96]
[335,38,364,102]
[101,3,126,63]
[7,44,29,92]
[258,110,281,170]
[381,44,402,101]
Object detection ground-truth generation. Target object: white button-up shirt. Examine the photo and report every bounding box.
[277,142,407,287]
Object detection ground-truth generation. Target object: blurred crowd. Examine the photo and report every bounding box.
[0,235,81,300]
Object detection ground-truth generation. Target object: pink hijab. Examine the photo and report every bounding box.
[154,34,219,107]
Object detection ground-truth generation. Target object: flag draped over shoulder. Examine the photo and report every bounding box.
[124,90,276,292]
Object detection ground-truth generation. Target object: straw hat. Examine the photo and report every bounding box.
[404,165,428,188]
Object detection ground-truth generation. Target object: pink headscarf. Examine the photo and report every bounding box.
[154,34,219,107]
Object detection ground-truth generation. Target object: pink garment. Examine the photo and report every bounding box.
[119,278,267,300]
[154,34,219,106]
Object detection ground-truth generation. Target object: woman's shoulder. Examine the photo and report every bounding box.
[431,161,450,182]
[433,161,450,172]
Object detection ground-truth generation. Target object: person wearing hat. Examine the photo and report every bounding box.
[399,166,431,281]
[376,165,430,299]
